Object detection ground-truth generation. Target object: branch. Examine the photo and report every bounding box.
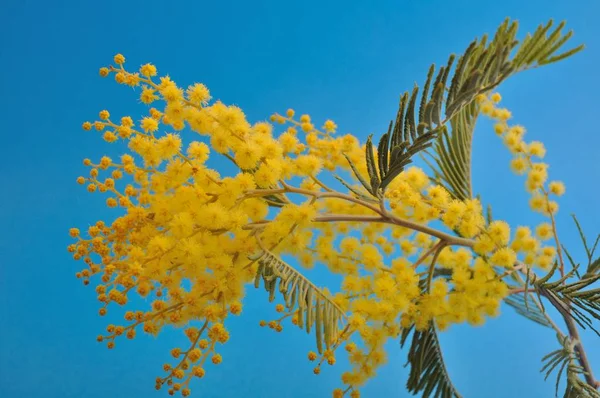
[248,182,477,248]
[314,214,474,248]
[541,288,600,390]
[412,240,444,269]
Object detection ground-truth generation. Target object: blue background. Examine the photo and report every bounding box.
[1,0,599,397]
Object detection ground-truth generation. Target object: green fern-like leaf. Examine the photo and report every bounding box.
[423,102,478,200]
[504,291,552,328]
[534,261,600,336]
[541,335,600,397]
[400,326,462,398]
[571,214,600,276]
[424,19,582,201]
[253,250,347,354]
[565,367,600,398]
[332,173,378,203]
[363,18,581,198]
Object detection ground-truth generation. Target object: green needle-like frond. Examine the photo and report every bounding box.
[505,291,553,328]
[536,261,600,337]
[253,250,347,354]
[401,325,462,398]
[541,336,600,397]
[358,18,583,198]
[425,19,582,201]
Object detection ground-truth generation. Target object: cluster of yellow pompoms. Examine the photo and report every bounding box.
[69,54,562,397]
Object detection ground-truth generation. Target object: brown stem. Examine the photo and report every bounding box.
[564,315,599,389]
[314,215,474,248]
[542,289,599,390]
[412,240,444,270]
[426,242,447,291]
[247,183,476,248]
[542,188,565,278]
[509,287,527,294]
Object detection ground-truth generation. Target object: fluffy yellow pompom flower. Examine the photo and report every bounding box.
[140,87,159,104]
[490,248,517,267]
[187,83,211,105]
[494,123,507,135]
[295,155,323,176]
[426,185,450,208]
[528,141,546,158]
[545,201,559,216]
[515,226,532,240]
[340,237,360,254]
[527,169,547,190]
[170,212,194,238]
[279,132,299,153]
[187,142,210,163]
[535,223,553,241]
[510,157,528,175]
[473,235,495,256]
[360,244,383,270]
[114,53,125,64]
[157,134,182,158]
[342,275,363,293]
[323,119,337,132]
[487,221,511,246]
[548,181,565,196]
[254,162,281,187]
[234,142,262,170]
[301,122,314,132]
[139,63,157,77]
[497,108,512,121]
[141,117,159,133]
[503,130,522,152]
[373,274,396,300]
[404,167,429,190]
[195,203,229,230]
[509,125,525,137]
[481,102,493,115]
[529,194,545,212]
[241,198,269,221]
[100,130,116,142]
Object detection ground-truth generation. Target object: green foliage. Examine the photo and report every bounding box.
[397,253,461,398]
[541,335,600,397]
[535,255,600,337]
[264,17,590,397]
[425,19,583,201]
[506,214,600,395]
[424,102,478,201]
[531,216,600,338]
[400,325,462,398]
[332,173,378,203]
[253,250,347,354]
[381,18,586,397]
[570,215,600,276]
[504,291,553,328]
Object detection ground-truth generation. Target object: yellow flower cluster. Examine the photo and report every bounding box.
[478,93,562,271]
[70,55,563,397]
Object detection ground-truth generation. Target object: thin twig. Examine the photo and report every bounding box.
[412,240,444,270]
[314,214,474,248]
